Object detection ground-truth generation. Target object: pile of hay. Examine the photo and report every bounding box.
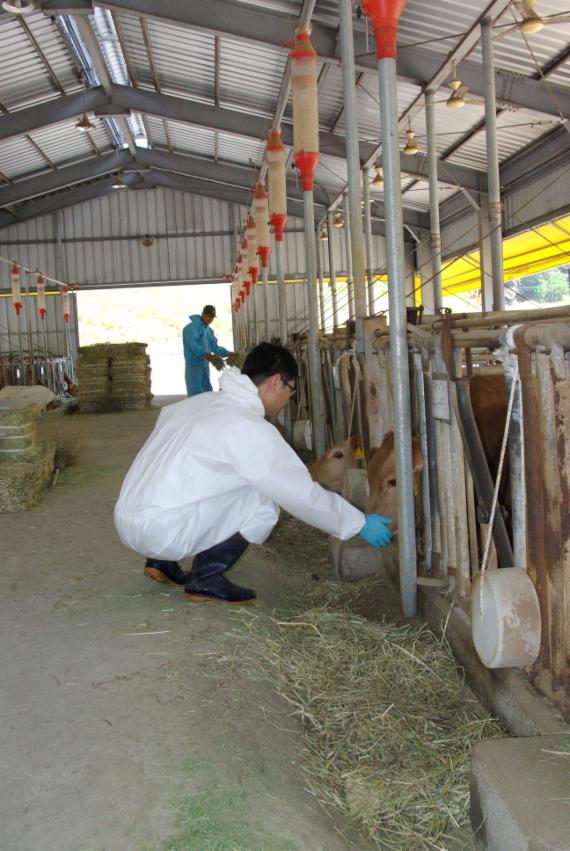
[0,405,55,512]
[77,342,152,412]
[220,596,504,850]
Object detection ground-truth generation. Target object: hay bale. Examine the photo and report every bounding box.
[0,405,42,463]
[0,439,55,512]
[77,342,152,412]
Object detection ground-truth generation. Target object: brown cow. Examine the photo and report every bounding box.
[309,435,360,493]
[365,432,424,528]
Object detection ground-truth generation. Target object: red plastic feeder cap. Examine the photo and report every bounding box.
[270,213,287,242]
[240,290,245,303]
[294,151,320,192]
[244,280,252,296]
[361,0,407,59]
[39,308,46,319]
[258,246,270,269]
[13,302,22,315]
[249,267,259,285]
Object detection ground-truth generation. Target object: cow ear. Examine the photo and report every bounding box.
[411,436,424,472]
[366,447,378,464]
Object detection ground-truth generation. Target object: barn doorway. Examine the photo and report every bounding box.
[76,283,232,396]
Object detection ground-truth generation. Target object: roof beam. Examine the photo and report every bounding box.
[40,0,570,119]
[500,125,570,189]
[0,150,132,208]
[0,88,108,143]
[0,172,144,229]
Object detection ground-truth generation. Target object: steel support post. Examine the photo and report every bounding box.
[304,191,326,457]
[362,170,375,315]
[327,211,339,328]
[262,265,270,341]
[275,238,292,442]
[425,90,443,312]
[378,57,418,618]
[339,0,367,351]
[344,198,355,321]
[481,17,505,311]
[317,235,326,331]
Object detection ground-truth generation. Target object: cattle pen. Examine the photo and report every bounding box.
[1,1,570,850]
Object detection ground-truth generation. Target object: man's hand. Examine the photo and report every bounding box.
[358,514,394,548]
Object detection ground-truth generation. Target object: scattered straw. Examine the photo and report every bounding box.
[215,590,504,850]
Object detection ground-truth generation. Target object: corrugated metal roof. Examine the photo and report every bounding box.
[0,1,567,225]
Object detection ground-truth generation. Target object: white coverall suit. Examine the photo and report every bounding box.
[114,368,365,560]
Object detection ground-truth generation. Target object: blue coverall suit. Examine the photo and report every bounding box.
[182,314,229,396]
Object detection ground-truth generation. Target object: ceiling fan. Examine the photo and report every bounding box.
[494,0,570,38]
[442,65,485,109]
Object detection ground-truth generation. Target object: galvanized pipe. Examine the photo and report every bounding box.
[423,304,570,331]
[262,265,270,341]
[481,17,505,311]
[413,351,432,572]
[425,90,443,312]
[304,191,326,456]
[362,169,375,315]
[501,327,527,570]
[378,56,418,618]
[344,198,355,321]
[327,211,339,328]
[317,235,326,331]
[339,0,367,351]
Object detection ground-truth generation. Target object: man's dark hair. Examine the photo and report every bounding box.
[202,305,216,317]
[242,342,298,386]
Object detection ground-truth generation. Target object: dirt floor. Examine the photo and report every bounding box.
[0,399,380,851]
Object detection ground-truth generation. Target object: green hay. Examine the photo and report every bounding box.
[214,593,504,851]
[159,760,298,851]
[0,439,55,512]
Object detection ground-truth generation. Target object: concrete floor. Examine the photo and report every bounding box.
[0,400,370,851]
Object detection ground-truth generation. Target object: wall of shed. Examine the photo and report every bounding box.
[0,186,390,352]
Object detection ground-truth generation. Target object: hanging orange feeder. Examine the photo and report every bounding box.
[36,273,46,318]
[254,182,271,269]
[361,0,408,59]
[11,263,22,315]
[246,215,259,284]
[266,129,287,241]
[290,30,319,192]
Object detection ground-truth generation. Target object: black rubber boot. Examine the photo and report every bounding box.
[144,558,187,587]
[185,532,255,604]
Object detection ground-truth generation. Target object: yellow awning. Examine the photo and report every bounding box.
[439,215,570,295]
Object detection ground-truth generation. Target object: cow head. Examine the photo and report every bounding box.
[309,435,361,494]
[366,431,424,528]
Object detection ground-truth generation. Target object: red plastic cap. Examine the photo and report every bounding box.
[270,213,287,242]
[255,182,268,199]
[14,302,22,315]
[291,30,317,60]
[361,0,407,59]
[266,129,285,152]
[244,280,252,295]
[294,151,320,191]
[258,246,270,268]
[39,308,46,319]
[250,268,259,285]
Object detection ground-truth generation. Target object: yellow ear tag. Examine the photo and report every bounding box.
[354,447,364,460]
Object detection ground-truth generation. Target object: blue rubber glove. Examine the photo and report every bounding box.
[359,514,394,548]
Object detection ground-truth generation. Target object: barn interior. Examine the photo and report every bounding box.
[0,1,569,850]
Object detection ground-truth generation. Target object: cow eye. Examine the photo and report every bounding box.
[333,451,344,459]
[387,478,397,488]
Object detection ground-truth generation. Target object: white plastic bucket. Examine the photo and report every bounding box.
[292,418,313,452]
[471,567,541,668]
[342,468,369,512]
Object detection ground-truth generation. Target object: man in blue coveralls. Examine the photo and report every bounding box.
[182,304,231,396]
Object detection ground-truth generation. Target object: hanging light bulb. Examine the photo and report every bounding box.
[403,129,419,156]
[76,113,96,133]
[112,173,128,190]
[333,210,344,228]
[2,0,35,14]
[319,225,328,241]
[371,162,384,187]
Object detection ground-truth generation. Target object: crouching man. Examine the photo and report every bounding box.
[114,343,393,604]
